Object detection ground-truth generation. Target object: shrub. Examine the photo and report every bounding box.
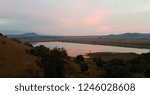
[24,42,33,47]
[144,65,150,78]
[75,55,84,64]
[0,33,3,36]
[80,63,89,73]
[31,45,68,78]
[102,59,131,78]
[93,57,106,66]
[11,38,21,44]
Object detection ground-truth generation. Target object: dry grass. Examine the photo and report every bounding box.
[65,52,138,78]
[65,58,102,78]
[0,36,42,77]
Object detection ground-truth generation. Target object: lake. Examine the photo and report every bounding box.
[32,42,150,57]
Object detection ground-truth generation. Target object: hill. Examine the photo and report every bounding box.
[99,33,150,39]
[7,32,63,39]
[0,33,42,77]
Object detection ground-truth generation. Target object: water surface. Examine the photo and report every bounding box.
[32,42,150,57]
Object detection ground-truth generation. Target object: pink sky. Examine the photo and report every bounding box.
[0,0,150,35]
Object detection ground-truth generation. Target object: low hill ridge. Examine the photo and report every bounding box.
[99,33,150,38]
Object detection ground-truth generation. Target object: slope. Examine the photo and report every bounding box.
[0,34,42,77]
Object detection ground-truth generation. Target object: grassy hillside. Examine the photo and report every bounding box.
[0,34,42,77]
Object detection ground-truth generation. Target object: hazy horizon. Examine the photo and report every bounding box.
[0,0,150,35]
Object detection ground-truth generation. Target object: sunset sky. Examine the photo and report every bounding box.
[0,0,150,35]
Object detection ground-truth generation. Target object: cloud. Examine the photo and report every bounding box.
[0,0,150,35]
[82,9,103,26]
[57,9,104,27]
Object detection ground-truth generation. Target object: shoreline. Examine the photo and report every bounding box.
[23,38,150,49]
[87,52,139,61]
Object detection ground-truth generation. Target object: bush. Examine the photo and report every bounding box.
[93,57,106,66]
[0,33,3,36]
[24,42,33,47]
[0,33,7,38]
[80,63,89,73]
[31,45,50,58]
[144,65,150,78]
[31,45,68,78]
[102,59,131,78]
[11,38,22,44]
[75,55,84,64]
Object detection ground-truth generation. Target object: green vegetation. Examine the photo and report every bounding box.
[102,59,131,78]
[31,45,68,78]
[144,66,150,77]
[93,57,106,66]
[74,55,84,64]
[80,63,89,73]
[74,55,88,73]
[24,42,33,47]
[11,38,22,44]
[0,32,150,78]
[92,53,150,78]
[0,33,3,36]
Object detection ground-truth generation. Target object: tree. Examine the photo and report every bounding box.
[31,45,68,78]
[75,55,84,64]
[103,59,131,78]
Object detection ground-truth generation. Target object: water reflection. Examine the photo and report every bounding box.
[32,42,150,57]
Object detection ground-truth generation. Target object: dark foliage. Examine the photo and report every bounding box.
[0,33,3,36]
[31,45,68,78]
[74,55,84,64]
[98,52,150,78]
[93,57,106,66]
[11,38,22,44]
[144,65,150,78]
[80,63,89,72]
[103,59,131,78]
[24,42,33,47]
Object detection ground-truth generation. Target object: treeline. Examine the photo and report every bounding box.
[93,53,150,78]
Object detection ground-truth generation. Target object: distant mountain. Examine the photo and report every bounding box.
[7,32,63,39]
[99,33,150,39]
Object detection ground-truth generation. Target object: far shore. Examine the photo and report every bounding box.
[22,37,150,49]
[87,52,138,61]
